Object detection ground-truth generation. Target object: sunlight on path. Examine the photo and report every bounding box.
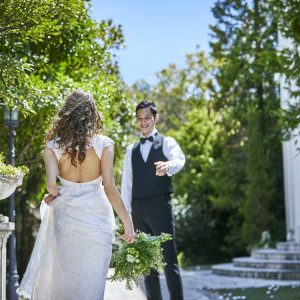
[104,268,215,300]
[104,268,146,300]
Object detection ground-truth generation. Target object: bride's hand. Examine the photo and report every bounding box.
[120,221,135,244]
[44,194,57,206]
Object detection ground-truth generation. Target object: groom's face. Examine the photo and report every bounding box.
[136,107,158,137]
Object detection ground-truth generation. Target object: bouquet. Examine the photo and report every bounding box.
[111,224,172,290]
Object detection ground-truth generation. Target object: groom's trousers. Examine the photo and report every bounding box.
[132,193,184,300]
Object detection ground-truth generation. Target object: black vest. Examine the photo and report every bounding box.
[132,133,174,198]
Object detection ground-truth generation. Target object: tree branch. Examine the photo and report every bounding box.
[15,120,40,163]
[17,156,43,165]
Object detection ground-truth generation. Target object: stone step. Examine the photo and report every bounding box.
[212,263,300,280]
[252,249,300,261]
[233,257,300,270]
[277,242,300,252]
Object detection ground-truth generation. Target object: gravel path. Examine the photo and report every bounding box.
[104,268,300,300]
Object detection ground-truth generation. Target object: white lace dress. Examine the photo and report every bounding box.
[17,135,117,300]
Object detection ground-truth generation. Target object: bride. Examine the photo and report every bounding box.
[17,90,135,299]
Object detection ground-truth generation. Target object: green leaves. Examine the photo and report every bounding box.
[0,153,29,178]
[0,0,127,115]
[111,229,172,290]
[0,0,135,276]
[0,0,64,42]
[271,0,300,138]
[209,0,285,251]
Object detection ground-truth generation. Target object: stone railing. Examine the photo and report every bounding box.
[0,172,23,299]
[0,215,14,300]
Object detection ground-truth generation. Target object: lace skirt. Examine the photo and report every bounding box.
[17,181,116,300]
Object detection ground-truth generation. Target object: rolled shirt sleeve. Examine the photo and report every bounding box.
[163,136,185,176]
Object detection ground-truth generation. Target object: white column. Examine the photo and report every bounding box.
[0,215,14,300]
[278,32,300,242]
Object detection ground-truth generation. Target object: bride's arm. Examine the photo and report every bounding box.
[101,145,135,243]
[44,147,59,197]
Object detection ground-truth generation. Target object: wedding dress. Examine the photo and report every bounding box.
[17,135,116,300]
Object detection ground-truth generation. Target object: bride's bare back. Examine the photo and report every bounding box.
[42,90,134,244]
[59,148,102,183]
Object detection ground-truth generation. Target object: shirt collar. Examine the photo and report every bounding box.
[140,129,158,138]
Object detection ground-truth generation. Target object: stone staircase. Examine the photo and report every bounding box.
[212,242,300,280]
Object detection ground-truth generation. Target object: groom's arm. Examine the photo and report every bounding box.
[162,136,185,176]
[121,146,133,214]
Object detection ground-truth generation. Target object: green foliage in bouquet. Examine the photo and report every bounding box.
[111,224,172,290]
[0,153,29,178]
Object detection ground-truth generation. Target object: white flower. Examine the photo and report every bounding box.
[126,254,135,263]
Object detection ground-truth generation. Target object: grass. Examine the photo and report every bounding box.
[214,285,300,300]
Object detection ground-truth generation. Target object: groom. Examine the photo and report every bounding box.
[121,100,185,300]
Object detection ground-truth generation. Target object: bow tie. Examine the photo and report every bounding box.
[140,136,154,144]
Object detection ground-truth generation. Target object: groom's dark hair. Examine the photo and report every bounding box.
[136,100,157,117]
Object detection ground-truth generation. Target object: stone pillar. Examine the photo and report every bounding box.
[278,32,300,242]
[0,215,14,300]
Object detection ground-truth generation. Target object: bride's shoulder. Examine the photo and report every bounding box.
[46,137,60,149]
[91,135,115,159]
[45,138,63,160]
[92,134,115,146]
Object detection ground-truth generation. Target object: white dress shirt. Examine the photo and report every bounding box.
[121,129,185,214]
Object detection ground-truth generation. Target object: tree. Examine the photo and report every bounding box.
[169,106,233,263]
[209,0,284,248]
[271,0,300,140]
[0,0,134,276]
[152,49,213,133]
[0,0,78,112]
[130,1,286,262]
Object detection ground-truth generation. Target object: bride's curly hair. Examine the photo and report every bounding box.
[44,90,102,167]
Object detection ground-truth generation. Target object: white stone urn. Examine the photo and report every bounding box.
[0,171,23,200]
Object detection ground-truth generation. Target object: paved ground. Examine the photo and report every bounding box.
[104,268,300,300]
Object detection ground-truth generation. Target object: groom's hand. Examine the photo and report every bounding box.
[154,161,170,176]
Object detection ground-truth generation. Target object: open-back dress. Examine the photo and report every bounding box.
[17,135,116,300]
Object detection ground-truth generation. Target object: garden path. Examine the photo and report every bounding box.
[104,268,300,299]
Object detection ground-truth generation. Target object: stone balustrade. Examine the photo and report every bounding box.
[0,215,14,300]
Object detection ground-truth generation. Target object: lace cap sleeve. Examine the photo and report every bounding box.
[46,139,55,149]
[46,139,64,161]
[93,135,115,160]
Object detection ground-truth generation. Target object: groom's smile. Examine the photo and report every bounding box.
[136,107,159,137]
